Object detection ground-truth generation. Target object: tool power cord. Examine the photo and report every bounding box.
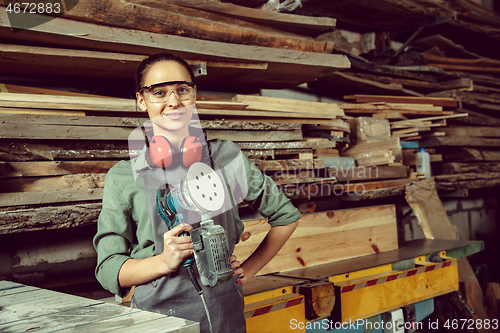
[186,265,214,333]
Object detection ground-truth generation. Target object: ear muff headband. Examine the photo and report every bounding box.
[149,135,202,168]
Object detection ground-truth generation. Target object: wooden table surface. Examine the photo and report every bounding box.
[0,281,199,333]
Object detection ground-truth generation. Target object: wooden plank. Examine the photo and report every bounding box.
[0,83,112,98]
[420,136,500,148]
[341,138,400,157]
[342,73,472,93]
[0,203,101,234]
[442,162,500,174]
[0,8,350,90]
[0,189,103,207]
[234,205,398,275]
[436,126,500,137]
[0,288,103,325]
[405,177,459,240]
[1,174,106,193]
[328,165,408,182]
[154,0,336,37]
[436,178,500,191]
[233,94,341,109]
[200,119,301,130]
[390,113,468,128]
[240,101,344,116]
[0,303,142,333]
[0,161,118,178]
[441,148,500,162]
[344,94,457,107]
[0,123,135,140]
[0,141,132,162]
[0,113,142,127]
[236,141,337,150]
[340,103,442,111]
[251,158,324,171]
[206,129,302,142]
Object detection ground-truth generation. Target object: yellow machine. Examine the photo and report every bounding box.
[242,239,483,333]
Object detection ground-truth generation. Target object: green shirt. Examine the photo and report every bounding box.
[93,139,302,297]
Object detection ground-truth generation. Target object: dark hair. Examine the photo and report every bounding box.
[135,53,196,93]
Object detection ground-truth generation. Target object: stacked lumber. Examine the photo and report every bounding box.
[0,4,349,92]
[0,90,349,233]
[411,34,500,120]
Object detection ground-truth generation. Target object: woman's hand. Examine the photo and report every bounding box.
[159,223,194,273]
[231,254,253,285]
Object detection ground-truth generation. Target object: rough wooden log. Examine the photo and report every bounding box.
[0,203,102,234]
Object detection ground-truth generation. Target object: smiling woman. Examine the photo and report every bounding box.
[93,52,302,333]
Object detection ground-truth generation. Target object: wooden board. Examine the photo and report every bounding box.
[0,283,198,332]
[328,165,408,182]
[435,126,500,137]
[1,174,106,193]
[156,0,336,37]
[420,136,500,148]
[442,162,500,174]
[234,205,398,276]
[0,161,119,178]
[440,148,500,162]
[0,203,102,234]
[344,86,463,105]
[0,189,103,207]
[0,123,135,140]
[206,129,302,142]
[251,158,324,171]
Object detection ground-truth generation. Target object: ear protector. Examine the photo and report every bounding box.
[149,135,203,169]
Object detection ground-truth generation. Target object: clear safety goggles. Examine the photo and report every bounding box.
[140,81,195,103]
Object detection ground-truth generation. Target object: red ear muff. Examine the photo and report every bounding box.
[149,136,173,168]
[181,136,202,168]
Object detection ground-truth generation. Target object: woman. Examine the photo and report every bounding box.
[94,53,301,332]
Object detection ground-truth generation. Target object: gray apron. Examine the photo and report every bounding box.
[130,139,247,333]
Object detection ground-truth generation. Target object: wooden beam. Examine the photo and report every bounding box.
[0,189,103,207]
[251,159,324,171]
[328,165,408,182]
[206,129,302,142]
[236,141,337,150]
[0,203,101,234]
[442,162,500,174]
[420,137,500,148]
[0,123,135,140]
[233,205,398,275]
[153,0,336,37]
[0,161,118,178]
[343,94,458,107]
[1,174,106,193]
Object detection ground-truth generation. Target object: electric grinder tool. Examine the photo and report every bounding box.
[156,162,233,287]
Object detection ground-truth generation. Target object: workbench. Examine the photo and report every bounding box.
[0,280,199,333]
